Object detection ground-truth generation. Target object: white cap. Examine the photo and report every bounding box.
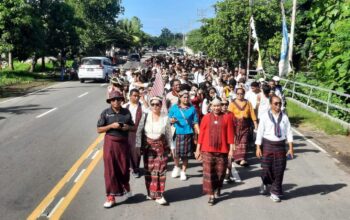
[272,76,281,81]
[258,78,265,82]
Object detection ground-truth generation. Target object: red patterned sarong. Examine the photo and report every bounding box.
[143,136,169,199]
[233,118,250,161]
[202,152,228,194]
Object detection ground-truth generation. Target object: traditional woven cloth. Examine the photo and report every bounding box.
[261,138,287,196]
[202,152,228,194]
[103,135,130,196]
[143,136,169,199]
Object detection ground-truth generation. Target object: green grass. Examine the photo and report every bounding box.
[0,59,74,87]
[0,70,48,87]
[287,100,349,136]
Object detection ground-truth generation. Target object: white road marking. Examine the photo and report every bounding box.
[36,108,57,119]
[66,169,77,183]
[291,128,327,153]
[86,150,94,159]
[91,150,100,160]
[333,158,341,164]
[78,92,88,98]
[74,169,86,183]
[100,83,107,87]
[48,197,65,218]
[40,197,54,216]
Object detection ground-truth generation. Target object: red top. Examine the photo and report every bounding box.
[198,113,235,153]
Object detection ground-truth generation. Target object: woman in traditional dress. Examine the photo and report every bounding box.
[228,88,258,166]
[97,90,135,208]
[168,90,199,181]
[195,98,235,205]
[136,96,172,205]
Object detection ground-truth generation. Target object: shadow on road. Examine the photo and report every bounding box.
[0,104,51,115]
[284,183,347,200]
[165,184,202,203]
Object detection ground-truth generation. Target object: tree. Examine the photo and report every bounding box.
[66,0,124,55]
[186,29,204,53]
[0,0,33,70]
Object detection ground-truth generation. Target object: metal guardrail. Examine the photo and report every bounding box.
[280,77,350,129]
[248,73,350,129]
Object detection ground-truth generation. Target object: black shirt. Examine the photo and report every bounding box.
[97,107,134,138]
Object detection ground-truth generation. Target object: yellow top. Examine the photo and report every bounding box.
[228,99,257,121]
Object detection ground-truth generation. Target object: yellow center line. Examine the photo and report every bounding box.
[50,149,103,219]
[27,133,104,220]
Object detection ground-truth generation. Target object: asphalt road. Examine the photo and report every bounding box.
[0,56,349,219]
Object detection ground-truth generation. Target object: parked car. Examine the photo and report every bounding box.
[78,57,113,83]
[127,53,141,62]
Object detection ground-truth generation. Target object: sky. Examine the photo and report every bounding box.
[119,0,217,36]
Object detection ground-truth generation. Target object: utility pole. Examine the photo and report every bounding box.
[246,0,254,80]
[288,0,297,70]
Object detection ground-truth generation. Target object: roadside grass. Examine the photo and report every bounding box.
[287,100,349,136]
[0,60,66,87]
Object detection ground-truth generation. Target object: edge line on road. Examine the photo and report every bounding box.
[27,133,104,220]
[78,92,89,98]
[36,108,58,119]
[50,149,103,219]
[0,82,66,105]
[292,127,327,153]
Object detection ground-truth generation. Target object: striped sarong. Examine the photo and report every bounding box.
[174,134,193,158]
[261,138,287,196]
[143,136,169,199]
[233,118,251,161]
[202,152,228,194]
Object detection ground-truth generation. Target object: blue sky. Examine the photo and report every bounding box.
[119,0,217,36]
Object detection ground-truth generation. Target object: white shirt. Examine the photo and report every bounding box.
[193,72,205,84]
[145,113,168,139]
[258,93,270,119]
[255,111,293,145]
[122,102,147,123]
[245,90,258,109]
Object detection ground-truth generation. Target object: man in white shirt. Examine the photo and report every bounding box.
[193,67,205,85]
[255,95,294,203]
[245,81,260,111]
[123,89,148,178]
[166,79,181,109]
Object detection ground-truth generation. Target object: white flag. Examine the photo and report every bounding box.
[278,2,292,76]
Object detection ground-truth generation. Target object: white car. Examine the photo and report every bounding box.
[78,57,113,83]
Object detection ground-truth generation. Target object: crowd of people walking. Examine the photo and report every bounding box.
[97,54,294,208]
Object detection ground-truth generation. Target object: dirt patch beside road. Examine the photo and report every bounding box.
[295,124,350,172]
[0,80,56,101]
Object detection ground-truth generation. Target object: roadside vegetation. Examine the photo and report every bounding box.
[287,100,349,136]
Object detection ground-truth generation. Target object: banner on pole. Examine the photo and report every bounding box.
[278,2,292,76]
[250,17,264,71]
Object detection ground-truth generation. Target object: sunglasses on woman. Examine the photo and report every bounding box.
[151,103,161,107]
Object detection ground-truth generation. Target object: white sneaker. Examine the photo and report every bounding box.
[103,196,116,208]
[270,193,281,202]
[180,171,187,181]
[155,197,168,205]
[125,191,132,198]
[171,167,180,178]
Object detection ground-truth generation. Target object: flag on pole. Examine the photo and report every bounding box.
[149,71,167,113]
[250,16,264,71]
[278,2,292,77]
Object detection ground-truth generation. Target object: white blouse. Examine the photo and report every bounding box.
[144,113,168,139]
